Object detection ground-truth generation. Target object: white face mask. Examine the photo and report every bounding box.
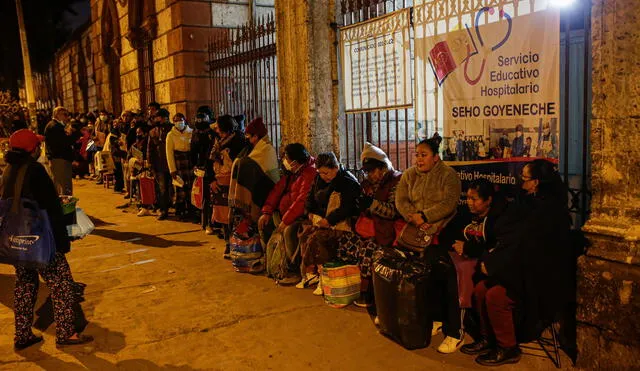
[283,158,294,171]
[174,121,186,131]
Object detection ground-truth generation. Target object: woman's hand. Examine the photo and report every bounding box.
[453,240,465,255]
[210,181,220,193]
[408,213,425,226]
[481,262,488,275]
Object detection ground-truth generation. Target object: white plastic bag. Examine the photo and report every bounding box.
[66,208,95,239]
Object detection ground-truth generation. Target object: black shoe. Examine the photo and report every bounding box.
[56,334,94,348]
[14,335,43,351]
[475,346,521,366]
[461,338,493,356]
[223,244,231,259]
[157,213,168,221]
[353,291,374,308]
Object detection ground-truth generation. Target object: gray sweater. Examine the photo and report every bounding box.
[395,161,461,229]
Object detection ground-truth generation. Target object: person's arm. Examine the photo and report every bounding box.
[369,183,399,220]
[262,175,287,216]
[326,178,361,226]
[395,171,418,220]
[166,132,177,174]
[421,168,461,223]
[281,168,316,225]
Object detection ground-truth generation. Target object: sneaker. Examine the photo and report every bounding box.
[313,280,323,296]
[461,338,493,356]
[137,208,150,217]
[205,227,214,235]
[437,335,465,354]
[295,274,319,289]
[475,346,522,366]
[353,291,373,308]
[374,316,380,326]
[432,321,443,336]
[157,213,168,221]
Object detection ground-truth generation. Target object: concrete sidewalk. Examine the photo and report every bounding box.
[0,179,574,370]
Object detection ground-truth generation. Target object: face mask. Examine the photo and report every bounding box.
[174,121,186,131]
[283,158,293,171]
[195,121,209,130]
[100,115,107,121]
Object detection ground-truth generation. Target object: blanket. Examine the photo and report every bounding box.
[228,137,280,226]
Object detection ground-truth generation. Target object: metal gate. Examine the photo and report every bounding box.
[207,15,281,152]
[337,0,592,226]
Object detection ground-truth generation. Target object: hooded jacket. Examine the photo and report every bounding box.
[262,157,316,226]
[305,167,361,226]
[1,150,70,254]
[166,126,193,174]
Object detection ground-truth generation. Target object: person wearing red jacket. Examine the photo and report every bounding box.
[258,143,316,281]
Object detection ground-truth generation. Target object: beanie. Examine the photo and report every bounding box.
[361,142,393,170]
[245,117,268,138]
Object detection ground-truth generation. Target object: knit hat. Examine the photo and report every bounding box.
[361,142,393,171]
[245,117,267,138]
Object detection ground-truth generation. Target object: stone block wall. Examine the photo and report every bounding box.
[577,0,640,368]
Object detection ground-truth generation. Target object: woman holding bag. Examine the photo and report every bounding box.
[2,129,93,350]
[395,135,463,354]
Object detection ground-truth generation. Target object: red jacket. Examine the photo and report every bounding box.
[262,158,316,226]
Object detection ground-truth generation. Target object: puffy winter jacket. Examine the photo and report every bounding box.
[261,158,316,226]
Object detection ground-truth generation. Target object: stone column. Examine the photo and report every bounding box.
[275,0,338,154]
[577,0,640,368]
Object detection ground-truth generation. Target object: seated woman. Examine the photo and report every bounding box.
[462,159,572,366]
[395,135,462,354]
[336,142,402,307]
[258,143,316,283]
[299,152,361,295]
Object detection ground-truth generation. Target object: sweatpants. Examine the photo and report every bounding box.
[424,245,463,339]
[474,280,517,348]
[14,252,76,344]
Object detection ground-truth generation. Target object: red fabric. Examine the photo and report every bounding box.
[191,175,204,209]
[10,129,43,153]
[448,252,478,308]
[139,174,156,205]
[474,280,517,348]
[262,159,316,226]
[355,216,376,238]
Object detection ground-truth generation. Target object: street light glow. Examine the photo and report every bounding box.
[550,0,576,7]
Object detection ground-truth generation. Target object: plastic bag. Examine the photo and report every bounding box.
[66,208,95,240]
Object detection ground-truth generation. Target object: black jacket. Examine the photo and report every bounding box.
[190,127,216,178]
[483,194,573,343]
[44,120,80,161]
[305,168,361,226]
[1,150,70,254]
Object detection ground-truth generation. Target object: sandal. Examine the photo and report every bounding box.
[56,334,94,348]
[14,335,43,351]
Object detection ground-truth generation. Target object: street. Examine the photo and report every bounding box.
[0,179,572,370]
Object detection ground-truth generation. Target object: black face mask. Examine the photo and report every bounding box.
[195,121,210,130]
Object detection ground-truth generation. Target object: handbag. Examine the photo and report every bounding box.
[139,173,156,205]
[191,174,204,209]
[0,165,56,268]
[211,185,230,206]
[397,223,433,253]
[355,215,376,239]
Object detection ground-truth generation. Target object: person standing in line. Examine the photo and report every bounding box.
[44,107,80,195]
[3,129,93,350]
[166,113,194,220]
[146,109,174,220]
[191,112,216,233]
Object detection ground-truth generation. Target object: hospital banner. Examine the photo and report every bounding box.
[340,8,412,113]
[415,7,561,196]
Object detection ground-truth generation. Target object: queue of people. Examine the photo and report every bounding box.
[2,105,575,367]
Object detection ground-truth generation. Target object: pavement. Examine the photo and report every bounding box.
[0,179,575,370]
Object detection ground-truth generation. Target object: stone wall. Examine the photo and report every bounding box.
[577,0,640,368]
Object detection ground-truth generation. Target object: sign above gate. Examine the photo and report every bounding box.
[340,8,413,113]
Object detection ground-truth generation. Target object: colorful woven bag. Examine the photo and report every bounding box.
[230,234,264,273]
[321,261,361,308]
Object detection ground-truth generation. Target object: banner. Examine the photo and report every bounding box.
[340,9,412,113]
[415,7,561,196]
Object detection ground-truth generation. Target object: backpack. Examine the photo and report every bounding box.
[266,232,286,279]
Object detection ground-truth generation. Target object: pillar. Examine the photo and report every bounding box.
[577,0,640,368]
[275,0,338,154]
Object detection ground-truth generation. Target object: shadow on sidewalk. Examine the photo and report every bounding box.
[91,229,203,248]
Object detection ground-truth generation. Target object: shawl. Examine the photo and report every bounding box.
[228,136,280,224]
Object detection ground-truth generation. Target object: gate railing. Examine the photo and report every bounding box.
[207,15,281,152]
[337,0,591,226]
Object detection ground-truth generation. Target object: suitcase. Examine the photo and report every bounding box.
[372,248,432,350]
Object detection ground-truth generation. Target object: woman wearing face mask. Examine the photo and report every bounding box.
[258,143,316,283]
[395,135,463,354]
[2,130,93,349]
[190,113,217,233]
[166,113,194,220]
[298,152,361,295]
[462,159,572,367]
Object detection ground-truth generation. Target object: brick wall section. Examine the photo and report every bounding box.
[577,0,640,368]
